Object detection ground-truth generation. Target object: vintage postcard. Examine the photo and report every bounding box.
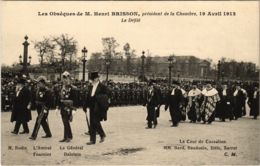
[1,1,259,165]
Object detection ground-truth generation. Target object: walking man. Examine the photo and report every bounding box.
[56,71,77,143]
[84,72,109,145]
[11,77,31,134]
[165,81,183,127]
[143,80,161,129]
[29,76,52,140]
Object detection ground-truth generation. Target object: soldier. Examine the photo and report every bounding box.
[29,76,52,140]
[11,77,32,134]
[84,72,109,145]
[56,71,77,143]
[165,81,183,127]
[143,80,161,129]
[200,82,220,124]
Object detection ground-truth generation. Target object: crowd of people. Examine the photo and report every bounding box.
[1,71,259,144]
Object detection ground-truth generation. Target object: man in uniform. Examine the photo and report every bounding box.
[29,76,52,140]
[56,71,77,143]
[84,72,109,145]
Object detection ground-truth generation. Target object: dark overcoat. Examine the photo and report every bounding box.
[11,87,32,123]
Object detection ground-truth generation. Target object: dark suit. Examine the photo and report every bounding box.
[248,90,259,118]
[233,89,246,119]
[165,88,183,126]
[144,86,161,128]
[218,88,234,121]
[11,86,32,133]
[84,82,109,144]
[31,87,52,139]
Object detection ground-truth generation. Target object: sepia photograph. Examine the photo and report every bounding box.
[1,1,259,165]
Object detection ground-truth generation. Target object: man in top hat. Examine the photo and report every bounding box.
[29,76,52,140]
[83,71,109,145]
[143,80,161,129]
[165,80,183,127]
[11,77,32,134]
[56,71,77,143]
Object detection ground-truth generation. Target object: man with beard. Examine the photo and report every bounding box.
[84,72,109,145]
[11,77,32,134]
[29,76,52,140]
[165,81,183,127]
[200,82,220,124]
[143,80,161,129]
[187,82,202,123]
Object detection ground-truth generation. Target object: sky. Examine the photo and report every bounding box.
[1,1,259,66]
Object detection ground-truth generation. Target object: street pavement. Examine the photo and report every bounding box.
[1,106,260,165]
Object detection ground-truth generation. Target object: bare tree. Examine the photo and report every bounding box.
[52,34,78,71]
[33,37,55,65]
[102,37,119,59]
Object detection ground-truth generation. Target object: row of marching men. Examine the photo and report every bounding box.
[10,71,109,145]
[143,80,259,128]
[9,72,259,143]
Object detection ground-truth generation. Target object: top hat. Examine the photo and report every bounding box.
[172,80,180,85]
[17,78,26,85]
[148,79,156,86]
[89,71,99,80]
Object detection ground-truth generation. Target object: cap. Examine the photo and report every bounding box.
[62,71,70,78]
[37,76,47,84]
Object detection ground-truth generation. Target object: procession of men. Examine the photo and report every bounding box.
[2,69,258,145]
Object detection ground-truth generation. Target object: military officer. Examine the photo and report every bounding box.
[29,76,52,140]
[56,71,77,143]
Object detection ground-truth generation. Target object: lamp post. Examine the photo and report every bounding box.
[105,58,111,82]
[217,60,221,81]
[168,55,176,85]
[141,51,146,81]
[39,48,44,66]
[81,46,88,82]
[19,35,31,74]
[168,56,173,85]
